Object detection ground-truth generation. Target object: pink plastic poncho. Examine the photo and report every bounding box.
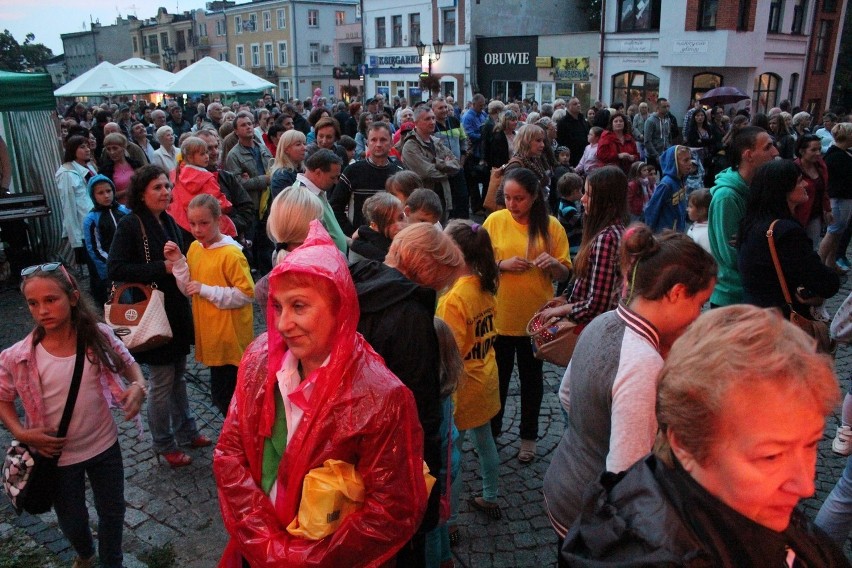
[213,221,427,567]
[168,165,237,237]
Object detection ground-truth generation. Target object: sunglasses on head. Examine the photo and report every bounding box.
[21,263,76,289]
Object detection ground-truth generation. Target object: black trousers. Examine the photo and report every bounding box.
[210,364,238,416]
[491,335,544,441]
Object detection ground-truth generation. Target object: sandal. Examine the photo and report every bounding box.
[448,525,461,547]
[470,496,502,520]
[518,439,536,464]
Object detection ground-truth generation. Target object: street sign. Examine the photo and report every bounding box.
[419,72,429,79]
[358,64,368,76]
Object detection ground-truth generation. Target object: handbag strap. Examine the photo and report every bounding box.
[766,219,795,308]
[136,214,151,264]
[55,334,87,440]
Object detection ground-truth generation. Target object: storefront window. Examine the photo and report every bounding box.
[753,72,780,114]
[692,72,723,103]
[611,70,660,109]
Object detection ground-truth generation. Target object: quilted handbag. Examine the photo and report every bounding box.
[105,282,173,353]
[527,297,585,367]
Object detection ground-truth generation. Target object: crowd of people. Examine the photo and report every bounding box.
[1,89,852,567]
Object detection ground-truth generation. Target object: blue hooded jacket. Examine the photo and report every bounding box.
[83,174,131,279]
[644,145,688,233]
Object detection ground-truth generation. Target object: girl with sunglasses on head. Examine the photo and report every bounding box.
[0,263,146,568]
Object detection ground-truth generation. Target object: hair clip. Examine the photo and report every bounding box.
[471,223,480,233]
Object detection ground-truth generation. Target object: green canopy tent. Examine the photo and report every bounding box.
[0,70,64,264]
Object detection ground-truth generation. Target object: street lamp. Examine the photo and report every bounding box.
[415,39,443,78]
[162,47,177,72]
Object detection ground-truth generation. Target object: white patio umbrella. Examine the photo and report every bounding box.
[164,56,274,94]
[54,61,158,97]
[115,58,176,92]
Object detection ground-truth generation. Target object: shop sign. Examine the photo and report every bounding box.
[673,40,709,54]
[553,57,590,81]
[370,54,420,66]
[622,57,648,65]
[621,39,651,52]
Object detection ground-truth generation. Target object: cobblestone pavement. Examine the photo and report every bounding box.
[1,274,852,567]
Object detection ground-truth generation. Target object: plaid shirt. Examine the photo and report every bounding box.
[568,224,625,323]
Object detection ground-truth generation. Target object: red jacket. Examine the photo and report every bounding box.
[597,130,640,174]
[213,222,427,568]
[168,165,237,237]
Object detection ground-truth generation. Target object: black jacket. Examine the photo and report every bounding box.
[348,260,442,533]
[216,168,255,239]
[107,210,194,364]
[825,145,852,200]
[349,225,392,262]
[738,217,839,317]
[556,113,590,168]
[561,455,849,567]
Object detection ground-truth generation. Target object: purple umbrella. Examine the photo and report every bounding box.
[699,86,750,106]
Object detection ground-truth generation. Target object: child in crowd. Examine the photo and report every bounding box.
[686,188,712,253]
[437,219,502,548]
[386,170,423,206]
[166,194,254,416]
[626,161,650,223]
[425,317,464,568]
[83,175,131,305]
[167,137,237,244]
[405,188,444,226]
[551,146,574,212]
[574,127,603,176]
[556,172,584,256]
[338,135,357,164]
[348,192,406,263]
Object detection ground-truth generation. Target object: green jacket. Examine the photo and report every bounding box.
[708,168,749,306]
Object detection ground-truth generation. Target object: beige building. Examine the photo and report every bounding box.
[130,8,196,72]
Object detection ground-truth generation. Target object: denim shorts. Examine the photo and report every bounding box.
[827,198,852,235]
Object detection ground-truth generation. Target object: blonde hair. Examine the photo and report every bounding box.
[654,305,838,468]
[266,184,324,266]
[385,222,464,291]
[180,136,208,160]
[513,123,545,157]
[103,132,128,147]
[272,129,307,173]
[832,122,852,144]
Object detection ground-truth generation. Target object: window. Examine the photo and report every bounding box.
[442,9,456,44]
[148,35,159,54]
[768,0,783,33]
[265,43,274,70]
[160,32,169,49]
[251,44,260,67]
[788,73,799,102]
[814,20,832,72]
[308,10,319,27]
[198,23,208,37]
[336,11,345,26]
[376,18,386,48]
[409,14,420,46]
[824,0,837,12]
[279,80,291,102]
[249,13,258,32]
[611,70,661,109]
[235,15,243,35]
[392,15,402,47]
[791,0,807,34]
[263,11,271,31]
[692,72,723,102]
[216,20,225,36]
[176,30,186,52]
[309,42,320,65]
[277,9,286,29]
[617,0,661,32]
[219,52,227,61]
[278,41,288,66]
[698,0,718,30]
[753,73,780,114]
[738,0,751,30]
[132,36,138,53]
[236,44,245,67]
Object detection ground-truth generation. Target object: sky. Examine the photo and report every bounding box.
[0,0,202,55]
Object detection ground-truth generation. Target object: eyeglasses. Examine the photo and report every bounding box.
[21,263,76,289]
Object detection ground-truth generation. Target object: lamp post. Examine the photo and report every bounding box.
[415,39,443,78]
[162,47,177,72]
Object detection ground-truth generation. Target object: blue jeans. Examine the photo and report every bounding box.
[449,422,500,526]
[55,441,125,568]
[145,356,199,453]
[815,456,852,547]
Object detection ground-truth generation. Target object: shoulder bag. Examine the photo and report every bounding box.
[2,335,85,514]
[104,215,173,353]
[767,219,835,355]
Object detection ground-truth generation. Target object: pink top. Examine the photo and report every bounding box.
[112,161,135,205]
[35,344,117,466]
[0,323,142,446]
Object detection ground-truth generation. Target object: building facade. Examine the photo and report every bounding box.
[194,3,233,64]
[363,0,470,104]
[130,8,197,72]
[61,17,136,80]
[333,20,364,101]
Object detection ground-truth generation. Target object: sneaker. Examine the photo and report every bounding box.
[518,439,536,464]
[836,258,851,272]
[833,425,852,456]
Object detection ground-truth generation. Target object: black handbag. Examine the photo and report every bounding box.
[2,335,86,515]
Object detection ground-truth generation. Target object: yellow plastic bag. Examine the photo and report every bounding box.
[287,459,366,540]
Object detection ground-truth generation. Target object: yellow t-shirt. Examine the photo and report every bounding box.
[437,275,500,431]
[187,240,255,367]
[482,210,571,336]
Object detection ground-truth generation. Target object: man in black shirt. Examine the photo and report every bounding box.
[556,97,590,168]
